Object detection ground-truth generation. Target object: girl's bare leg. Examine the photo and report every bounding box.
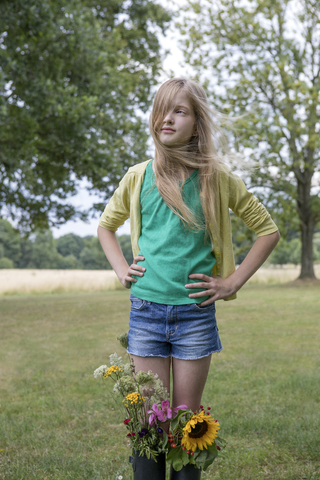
[130,354,171,397]
[172,355,212,411]
[129,354,212,412]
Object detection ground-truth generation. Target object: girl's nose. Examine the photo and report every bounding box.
[163,110,174,124]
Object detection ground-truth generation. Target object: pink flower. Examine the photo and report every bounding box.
[172,404,188,417]
[147,403,160,426]
[147,402,189,425]
[157,400,172,422]
[147,401,173,424]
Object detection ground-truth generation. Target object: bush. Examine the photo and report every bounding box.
[0,257,14,269]
[56,254,80,269]
[269,238,301,265]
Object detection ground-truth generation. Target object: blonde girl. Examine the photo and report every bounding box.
[98,78,280,479]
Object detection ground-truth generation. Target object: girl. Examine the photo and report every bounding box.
[98,78,280,479]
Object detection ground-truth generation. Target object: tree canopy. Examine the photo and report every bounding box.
[0,0,170,231]
[179,0,320,278]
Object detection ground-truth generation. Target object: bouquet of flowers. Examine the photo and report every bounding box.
[94,349,170,460]
[94,334,225,470]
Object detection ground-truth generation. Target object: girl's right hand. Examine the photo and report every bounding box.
[121,256,146,289]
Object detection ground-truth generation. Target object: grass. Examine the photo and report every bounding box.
[0,285,319,479]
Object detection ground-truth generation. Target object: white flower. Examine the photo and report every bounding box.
[118,476,123,480]
[123,363,133,376]
[109,353,123,367]
[93,365,107,378]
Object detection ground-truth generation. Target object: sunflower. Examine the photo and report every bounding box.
[181,411,220,451]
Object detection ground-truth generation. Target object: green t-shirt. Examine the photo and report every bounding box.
[131,161,216,305]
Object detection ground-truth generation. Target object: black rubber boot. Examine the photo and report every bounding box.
[129,452,166,480]
[170,464,201,480]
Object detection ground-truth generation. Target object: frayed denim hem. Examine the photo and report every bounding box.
[126,346,223,360]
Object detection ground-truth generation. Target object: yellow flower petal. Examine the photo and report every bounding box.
[182,412,220,452]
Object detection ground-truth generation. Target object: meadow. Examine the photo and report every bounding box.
[1,265,320,295]
[0,282,320,479]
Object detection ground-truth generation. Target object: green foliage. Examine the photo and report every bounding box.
[118,234,134,265]
[0,219,21,266]
[0,218,133,269]
[269,235,320,265]
[0,0,171,232]
[314,232,320,262]
[179,0,320,277]
[56,233,85,259]
[28,230,60,268]
[56,253,79,269]
[0,256,14,268]
[269,237,301,265]
[79,236,110,270]
[231,213,256,264]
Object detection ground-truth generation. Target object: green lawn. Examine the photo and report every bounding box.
[0,285,319,479]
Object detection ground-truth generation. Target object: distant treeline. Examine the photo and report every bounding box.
[1,218,320,269]
[0,219,132,269]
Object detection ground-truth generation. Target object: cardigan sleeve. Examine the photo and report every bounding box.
[228,171,278,236]
[99,174,131,232]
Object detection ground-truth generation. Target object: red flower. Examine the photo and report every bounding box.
[124,418,131,425]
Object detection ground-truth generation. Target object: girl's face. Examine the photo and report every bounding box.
[159,90,196,147]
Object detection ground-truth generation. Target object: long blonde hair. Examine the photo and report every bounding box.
[149,78,230,247]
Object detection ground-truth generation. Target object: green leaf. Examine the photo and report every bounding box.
[171,410,189,432]
[167,447,184,471]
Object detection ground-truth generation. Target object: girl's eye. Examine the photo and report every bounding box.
[176,109,185,114]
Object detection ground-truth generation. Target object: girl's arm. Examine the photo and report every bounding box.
[186,230,280,305]
[97,226,145,289]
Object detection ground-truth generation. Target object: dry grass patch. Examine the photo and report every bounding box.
[0,269,122,295]
[247,264,320,284]
[0,265,320,296]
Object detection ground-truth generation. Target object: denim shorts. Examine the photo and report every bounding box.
[127,295,223,360]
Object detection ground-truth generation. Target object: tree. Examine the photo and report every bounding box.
[178,0,320,279]
[0,218,21,266]
[28,230,60,268]
[269,237,301,265]
[0,0,170,231]
[230,214,256,265]
[80,236,111,269]
[56,233,85,259]
[118,234,134,265]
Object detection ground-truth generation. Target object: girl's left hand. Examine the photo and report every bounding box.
[185,273,236,306]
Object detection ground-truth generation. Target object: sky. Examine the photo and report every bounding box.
[52,2,188,239]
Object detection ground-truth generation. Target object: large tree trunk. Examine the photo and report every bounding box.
[299,217,316,279]
[296,173,316,279]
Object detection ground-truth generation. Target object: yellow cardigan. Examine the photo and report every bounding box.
[99,159,278,300]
